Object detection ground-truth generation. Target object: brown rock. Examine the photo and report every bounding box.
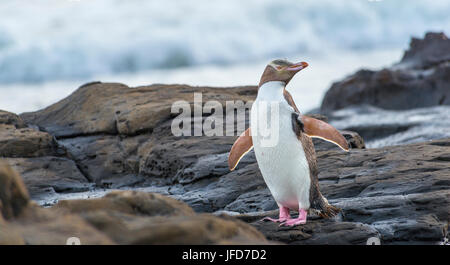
[0,110,90,202]
[5,157,91,201]
[0,110,26,128]
[0,124,62,158]
[0,165,269,244]
[55,191,267,244]
[0,162,29,220]
[21,82,257,138]
[56,190,195,217]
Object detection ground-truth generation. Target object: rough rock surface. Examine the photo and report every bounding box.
[0,161,30,220]
[5,157,91,202]
[321,32,450,114]
[20,82,257,138]
[0,110,26,128]
[0,110,89,202]
[0,163,268,245]
[20,83,258,186]
[0,110,63,158]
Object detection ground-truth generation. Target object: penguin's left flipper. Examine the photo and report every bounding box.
[295,114,349,152]
[228,128,253,171]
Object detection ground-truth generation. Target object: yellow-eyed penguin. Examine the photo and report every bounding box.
[228,59,349,226]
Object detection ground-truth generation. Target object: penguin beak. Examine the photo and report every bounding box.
[286,62,308,72]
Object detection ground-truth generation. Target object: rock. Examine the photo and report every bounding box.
[312,139,449,244]
[0,109,64,158]
[19,83,258,186]
[0,110,26,128]
[327,105,450,148]
[170,163,269,213]
[5,157,91,202]
[54,191,267,244]
[0,110,90,202]
[20,82,258,138]
[58,135,145,187]
[400,32,450,69]
[250,218,380,245]
[0,166,269,244]
[10,80,448,245]
[222,138,449,245]
[0,124,63,158]
[240,139,449,245]
[321,32,450,114]
[0,162,30,220]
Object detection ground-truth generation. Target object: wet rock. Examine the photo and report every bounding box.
[171,163,269,213]
[0,112,89,201]
[5,157,91,202]
[321,32,450,114]
[251,218,380,245]
[58,135,145,187]
[328,105,450,148]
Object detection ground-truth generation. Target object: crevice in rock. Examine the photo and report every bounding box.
[54,131,119,140]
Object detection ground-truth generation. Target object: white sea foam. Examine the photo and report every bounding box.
[0,0,448,84]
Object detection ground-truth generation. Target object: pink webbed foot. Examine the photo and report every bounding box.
[262,206,290,223]
[280,209,307,227]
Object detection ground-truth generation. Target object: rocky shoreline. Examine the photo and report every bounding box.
[0,32,449,245]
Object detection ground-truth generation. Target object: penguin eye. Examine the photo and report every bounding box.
[276,66,283,70]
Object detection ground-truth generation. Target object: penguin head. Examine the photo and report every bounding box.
[259,59,308,87]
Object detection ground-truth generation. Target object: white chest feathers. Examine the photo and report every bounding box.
[250,81,311,210]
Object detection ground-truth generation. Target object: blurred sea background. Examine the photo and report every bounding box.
[0,0,449,114]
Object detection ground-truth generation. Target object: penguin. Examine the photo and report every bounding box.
[228,59,349,226]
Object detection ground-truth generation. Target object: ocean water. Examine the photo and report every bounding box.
[0,0,449,113]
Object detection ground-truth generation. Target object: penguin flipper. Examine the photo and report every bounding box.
[228,128,253,171]
[300,115,349,152]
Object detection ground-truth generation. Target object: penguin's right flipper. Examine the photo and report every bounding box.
[300,115,349,152]
[228,128,253,171]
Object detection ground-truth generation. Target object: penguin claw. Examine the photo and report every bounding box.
[261,217,288,223]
